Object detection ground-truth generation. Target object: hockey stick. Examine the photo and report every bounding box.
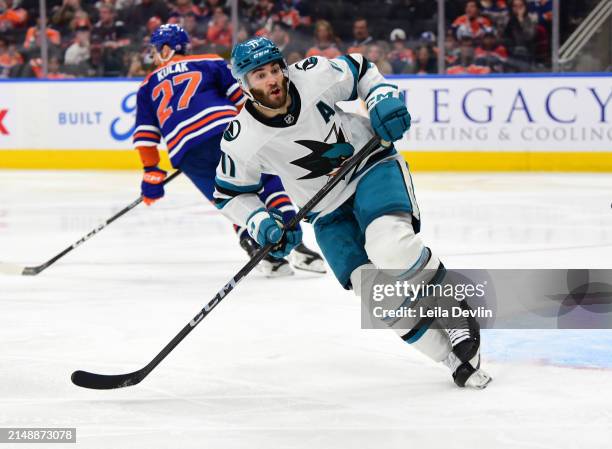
[0,170,182,276]
[71,136,387,390]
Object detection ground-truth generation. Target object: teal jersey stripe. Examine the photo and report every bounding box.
[221,153,226,174]
[214,198,230,209]
[339,55,359,101]
[403,325,429,344]
[215,176,263,193]
[228,154,236,177]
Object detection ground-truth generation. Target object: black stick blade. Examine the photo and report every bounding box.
[22,266,41,276]
[71,369,145,390]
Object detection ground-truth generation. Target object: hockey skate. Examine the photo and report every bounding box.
[443,300,493,389]
[240,236,293,277]
[289,243,326,273]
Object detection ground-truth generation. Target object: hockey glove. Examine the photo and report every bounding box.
[270,226,302,259]
[141,166,167,206]
[246,207,302,258]
[368,93,411,142]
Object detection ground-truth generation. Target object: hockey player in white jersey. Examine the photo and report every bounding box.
[213,37,492,388]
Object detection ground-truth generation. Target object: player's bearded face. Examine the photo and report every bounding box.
[248,63,289,109]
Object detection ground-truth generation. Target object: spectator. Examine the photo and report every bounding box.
[23,18,61,50]
[64,26,90,66]
[91,4,129,50]
[503,0,537,69]
[51,0,88,35]
[206,6,232,49]
[286,50,304,65]
[270,22,303,55]
[0,36,23,78]
[414,44,437,74]
[447,36,491,74]
[143,15,162,39]
[201,0,221,20]
[91,5,128,76]
[305,19,341,59]
[46,55,74,79]
[526,0,551,65]
[29,54,74,79]
[387,28,415,74]
[182,12,206,51]
[125,0,169,31]
[236,24,250,43]
[366,41,392,75]
[270,21,289,50]
[347,17,373,53]
[85,40,104,76]
[451,0,494,41]
[527,0,552,28]
[69,10,92,32]
[148,15,162,33]
[444,29,459,66]
[126,51,146,77]
[247,0,275,32]
[169,0,202,22]
[277,0,311,29]
[419,31,437,46]
[475,31,508,72]
[106,0,131,18]
[480,0,509,29]
[0,0,27,32]
[20,19,62,66]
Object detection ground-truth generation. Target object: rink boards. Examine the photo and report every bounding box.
[0,73,610,171]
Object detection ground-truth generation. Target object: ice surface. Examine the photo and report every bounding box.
[1,171,611,448]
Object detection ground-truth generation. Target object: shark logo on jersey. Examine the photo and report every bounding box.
[295,57,318,71]
[223,120,241,141]
[291,124,355,180]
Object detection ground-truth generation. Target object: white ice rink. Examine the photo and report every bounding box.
[1,170,611,448]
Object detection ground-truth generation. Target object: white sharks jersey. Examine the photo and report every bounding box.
[213,54,402,225]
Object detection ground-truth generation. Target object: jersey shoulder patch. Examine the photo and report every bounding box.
[293,56,320,71]
[220,113,262,162]
[223,119,242,142]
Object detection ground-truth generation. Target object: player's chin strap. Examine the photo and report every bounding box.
[158,49,176,65]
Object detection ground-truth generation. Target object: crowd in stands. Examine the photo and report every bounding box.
[0,0,596,78]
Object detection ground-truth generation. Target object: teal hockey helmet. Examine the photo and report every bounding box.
[230,37,288,94]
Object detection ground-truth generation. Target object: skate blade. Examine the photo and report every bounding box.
[465,369,493,389]
[257,261,294,278]
[292,259,327,274]
[289,253,327,273]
